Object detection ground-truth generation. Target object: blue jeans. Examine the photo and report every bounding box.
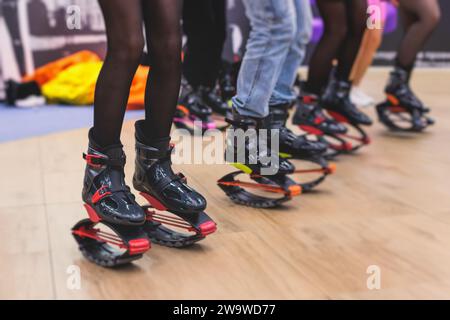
[232,0,313,118]
[270,0,312,106]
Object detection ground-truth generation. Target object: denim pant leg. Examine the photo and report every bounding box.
[269,0,313,106]
[232,0,296,118]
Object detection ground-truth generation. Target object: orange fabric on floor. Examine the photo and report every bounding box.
[127,65,149,110]
[23,50,101,86]
[23,50,148,109]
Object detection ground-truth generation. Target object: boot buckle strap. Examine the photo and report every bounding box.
[83,153,125,168]
[83,153,106,168]
[136,144,174,159]
[92,186,112,204]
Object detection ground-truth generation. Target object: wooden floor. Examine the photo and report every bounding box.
[1,68,450,300]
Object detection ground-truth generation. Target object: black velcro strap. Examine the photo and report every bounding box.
[136,141,170,160]
[152,173,182,194]
[83,153,107,166]
[83,153,126,167]
[107,156,126,167]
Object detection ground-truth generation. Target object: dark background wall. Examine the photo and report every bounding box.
[0,0,449,84]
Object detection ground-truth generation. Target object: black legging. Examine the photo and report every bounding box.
[306,0,367,95]
[182,0,227,89]
[93,0,181,147]
[396,0,441,72]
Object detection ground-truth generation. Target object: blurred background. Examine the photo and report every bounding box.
[1,0,449,141]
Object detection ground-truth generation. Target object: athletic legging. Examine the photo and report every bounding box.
[306,0,367,95]
[183,0,227,89]
[396,0,441,72]
[93,0,182,147]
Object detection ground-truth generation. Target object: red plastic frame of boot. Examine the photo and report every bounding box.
[146,209,195,231]
[328,111,349,124]
[388,106,407,113]
[73,226,127,249]
[128,238,151,255]
[141,192,217,237]
[362,136,371,145]
[91,186,112,205]
[299,125,324,136]
[139,192,168,211]
[326,163,337,174]
[339,133,371,145]
[329,141,353,151]
[84,204,101,223]
[303,95,317,104]
[73,225,150,254]
[198,221,217,236]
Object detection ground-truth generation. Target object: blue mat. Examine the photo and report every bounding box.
[0,103,144,143]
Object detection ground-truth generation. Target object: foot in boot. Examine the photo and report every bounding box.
[322,80,373,126]
[178,87,212,121]
[269,103,327,158]
[219,61,237,101]
[199,86,230,116]
[133,120,207,214]
[292,94,347,135]
[82,130,146,226]
[225,108,296,176]
[385,67,427,112]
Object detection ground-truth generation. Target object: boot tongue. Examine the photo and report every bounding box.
[103,145,124,160]
[391,67,409,85]
[270,104,289,128]
[102,146,129,197]
[135,120,171,151]
[336,81,351,98]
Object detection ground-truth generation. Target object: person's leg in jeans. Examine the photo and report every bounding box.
[226,0,299,179]
[269,0,313,108]
[267,0,327,158]
[232,0,296,118]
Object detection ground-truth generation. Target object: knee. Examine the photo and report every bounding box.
[422,8,441,31]
[271,16,297,49]
[293,23,312,49]
[300,23,312,45]
[108,35,145,66]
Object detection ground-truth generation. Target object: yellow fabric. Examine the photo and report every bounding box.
[23,50,101,86]
[22,50,149,108]
[41,61,149,107]
[42,62,102,105]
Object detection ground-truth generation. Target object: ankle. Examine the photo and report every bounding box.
[134,119,170,149]
[88,128,122,153]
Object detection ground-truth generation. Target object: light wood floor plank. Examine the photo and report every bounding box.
[1,68,449,299]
